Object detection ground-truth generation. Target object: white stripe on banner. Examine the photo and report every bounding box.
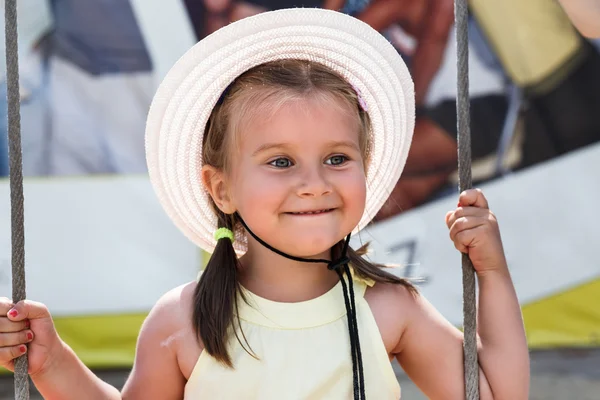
[0,176,200,316]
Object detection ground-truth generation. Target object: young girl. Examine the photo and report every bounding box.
[0,9,529,400]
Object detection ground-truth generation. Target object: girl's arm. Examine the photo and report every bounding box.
[393,189,529,399]
[559,0,600,38]
[121,287,189,399]
[32,288,188,400]
[31,342,121,400]
[393,267,528,399]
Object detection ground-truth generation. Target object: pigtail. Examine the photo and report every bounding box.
[340,242,418,295]
[193,211,241,367]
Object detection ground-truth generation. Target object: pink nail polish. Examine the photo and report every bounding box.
[24,320,30,328]
[8,309,17,318]
[26,332,33,341]
[19,345,26,353]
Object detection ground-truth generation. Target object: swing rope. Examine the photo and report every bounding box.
[5,0,30,399]
[454,0,480,399]
[5,1,478,399]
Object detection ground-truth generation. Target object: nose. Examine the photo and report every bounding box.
[297,165,333,197]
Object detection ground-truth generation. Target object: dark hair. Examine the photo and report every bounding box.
[193,211,258,367]
[193,59,416,367]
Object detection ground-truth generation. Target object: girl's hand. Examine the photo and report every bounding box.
[0,298,64,377]
[445,189,508,275]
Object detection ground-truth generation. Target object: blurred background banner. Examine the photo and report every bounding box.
[1,145,598,367]
[0,175,201,367]
[354,143,600,349]
[1,0,599,372]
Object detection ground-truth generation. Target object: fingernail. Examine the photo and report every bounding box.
[19,345,27,353]
[457,202,462,207]
[8,309,17,318]
[26,332,33,341]
[24,320,30,328]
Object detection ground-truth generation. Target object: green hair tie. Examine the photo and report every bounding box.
[214,227,235,243]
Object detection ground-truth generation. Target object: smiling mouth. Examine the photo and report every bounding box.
[287,208,335,215]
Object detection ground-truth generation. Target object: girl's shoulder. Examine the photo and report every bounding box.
[123,281,201,396]
[148,281,197,329]
[137,281,203,376]
[364,280,420,318]
[364,281,420,355]
[139,281,198,352]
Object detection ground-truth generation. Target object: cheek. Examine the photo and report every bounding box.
[230,167,286,214]
[350,174,367,213]
[338,168,367,219]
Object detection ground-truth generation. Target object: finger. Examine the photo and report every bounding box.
[453,229,479,254]
[445,210,453,228]
[7,300,51,322]
[0,298,14,315]
[0,343,27,365]
[0,317,29,333]
[447,207,489,230]
[0,330,33,347]
[458,188,489,209]
[449,216,486,243]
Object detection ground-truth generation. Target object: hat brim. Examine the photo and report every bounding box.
[145,8,415,255]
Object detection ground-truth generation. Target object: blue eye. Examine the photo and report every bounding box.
[326,155,348,166]
[269,158,293,168]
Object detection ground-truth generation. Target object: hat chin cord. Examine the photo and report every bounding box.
[236,214,366,400]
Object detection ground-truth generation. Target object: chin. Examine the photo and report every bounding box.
[279,235,342,259]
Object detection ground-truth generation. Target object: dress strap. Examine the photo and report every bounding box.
[349,267,375,298]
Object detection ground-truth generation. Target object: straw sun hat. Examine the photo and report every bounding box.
[145,8,415,255]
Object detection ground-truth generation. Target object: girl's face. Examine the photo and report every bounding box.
[226,97,367,258]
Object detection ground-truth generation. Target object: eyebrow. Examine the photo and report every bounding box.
[251,140,361,156]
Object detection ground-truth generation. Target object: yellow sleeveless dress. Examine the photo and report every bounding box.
[184,277,401,399]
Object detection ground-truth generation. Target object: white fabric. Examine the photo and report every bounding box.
[129,0,196,87]
[21,56,154,176]
[145,9,415,254]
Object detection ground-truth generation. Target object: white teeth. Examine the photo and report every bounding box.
[292,209,330,215]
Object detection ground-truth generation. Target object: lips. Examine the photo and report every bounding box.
[287,208,335,215]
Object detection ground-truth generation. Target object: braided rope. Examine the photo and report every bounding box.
[454,1,479,399]
[4,1,29,398]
